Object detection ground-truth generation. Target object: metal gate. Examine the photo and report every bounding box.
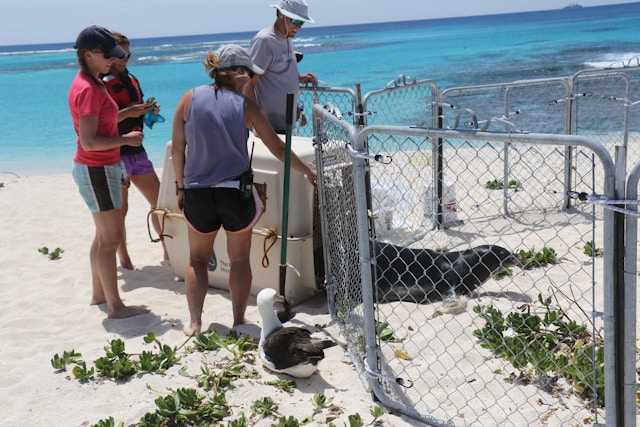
[315,114,617,425]
[307,64,640,425]
[308,67,640,425]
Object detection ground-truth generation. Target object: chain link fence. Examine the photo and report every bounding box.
[297,84,357,137]
[311,64,640,426]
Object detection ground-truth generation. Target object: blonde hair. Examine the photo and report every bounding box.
[110,31,130,46]
[203,50,239,87]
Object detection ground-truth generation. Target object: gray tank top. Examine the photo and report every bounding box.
[184,85,249,188]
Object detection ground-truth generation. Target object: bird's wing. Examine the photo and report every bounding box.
[263,327,333,369]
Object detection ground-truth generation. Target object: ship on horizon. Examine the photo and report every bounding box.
[563,3,583,8]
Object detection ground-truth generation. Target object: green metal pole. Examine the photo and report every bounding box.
[278,93,294,320]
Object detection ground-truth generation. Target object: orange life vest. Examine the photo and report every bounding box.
[103,71,145,134]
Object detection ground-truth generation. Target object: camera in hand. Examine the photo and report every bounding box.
[239,169,253,199]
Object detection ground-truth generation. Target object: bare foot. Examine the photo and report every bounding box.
[107,305,150,319]
[90,290,106,305]
[232,317,248,327]
[184,321,201,336]
[119,257,135,270]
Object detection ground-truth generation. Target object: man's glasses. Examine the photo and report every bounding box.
[290,19,304,27]
[121,52,132,60]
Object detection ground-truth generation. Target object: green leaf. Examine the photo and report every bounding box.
[143,332,156,344]
[347,413,364,427]
[250,396,278,416]
[72,361,95,381]
[370,405,385,418]
[274,416,300,427]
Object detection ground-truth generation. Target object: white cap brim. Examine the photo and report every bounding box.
[270,4,315,23]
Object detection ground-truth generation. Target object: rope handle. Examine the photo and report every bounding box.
[146,208,174,243]
[261,227,279,268]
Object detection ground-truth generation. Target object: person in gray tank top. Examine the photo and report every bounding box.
[244,0,317,134]
[172,44,317,335]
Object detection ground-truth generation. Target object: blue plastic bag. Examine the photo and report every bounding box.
[144,109,165,129]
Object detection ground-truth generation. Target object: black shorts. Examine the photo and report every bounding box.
[183,186,263,234]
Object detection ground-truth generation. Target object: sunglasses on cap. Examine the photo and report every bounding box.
[290,18,304,27]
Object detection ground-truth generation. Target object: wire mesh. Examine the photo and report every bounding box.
[365,131,605,426]
[311,66,640,425]
[298,85,357,137]
[313,113,368,372]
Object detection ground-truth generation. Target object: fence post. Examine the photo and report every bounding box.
[603,146,627,426]
[624,156,639,427]
[434,88,445,229]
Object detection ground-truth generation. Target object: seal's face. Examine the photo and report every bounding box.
[481,245,520,270]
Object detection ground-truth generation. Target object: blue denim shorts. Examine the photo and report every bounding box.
[72,161,125,212]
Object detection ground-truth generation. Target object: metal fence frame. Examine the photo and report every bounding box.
[625,160,640,427]
[305,65,640,425]
[311,79,639,425]
[361,126,618,425]
[439,78,573,214]
[298,84,358,137]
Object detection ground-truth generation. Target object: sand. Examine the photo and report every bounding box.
[0,171,421,426]
[1,144,636,426]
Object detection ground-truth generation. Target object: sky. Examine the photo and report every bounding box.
[1,0,637,46]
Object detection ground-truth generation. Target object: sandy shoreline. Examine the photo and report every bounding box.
[2,144,637,425]
[0,172,419,426]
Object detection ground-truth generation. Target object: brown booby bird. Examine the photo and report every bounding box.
[257,288,336,378]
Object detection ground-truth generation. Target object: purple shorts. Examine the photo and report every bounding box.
[121,152,155,177]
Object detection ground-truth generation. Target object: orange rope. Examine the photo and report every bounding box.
[146,208,174,243]
[261,227,279,268]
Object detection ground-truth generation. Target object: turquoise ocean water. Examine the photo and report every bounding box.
[2,2,640,175]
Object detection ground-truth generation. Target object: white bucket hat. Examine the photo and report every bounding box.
[271,0,315,24]
[214,44,264,75]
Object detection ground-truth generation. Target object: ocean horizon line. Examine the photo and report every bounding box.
[3,1,639,177]
[0,2,620,51]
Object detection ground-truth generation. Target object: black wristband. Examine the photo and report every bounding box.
[175,181,185,195]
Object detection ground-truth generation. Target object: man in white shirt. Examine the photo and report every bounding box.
[243,0,317,134]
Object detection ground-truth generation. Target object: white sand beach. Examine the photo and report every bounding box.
[2,136,637,426]
[0,172,421,426]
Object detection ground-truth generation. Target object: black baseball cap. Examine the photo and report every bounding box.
[74,26,127,59]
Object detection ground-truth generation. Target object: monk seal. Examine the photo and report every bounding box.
[374,241,520,304]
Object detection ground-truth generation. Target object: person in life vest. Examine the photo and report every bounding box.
[103,31,168,269]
